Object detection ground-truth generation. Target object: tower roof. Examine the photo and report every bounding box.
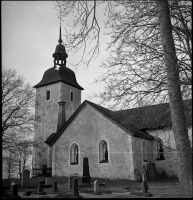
[33,65,84,90]
[34,23,83,90]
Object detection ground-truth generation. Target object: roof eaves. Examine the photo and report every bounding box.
[34,80,84,90]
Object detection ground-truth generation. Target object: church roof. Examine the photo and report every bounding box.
[45,100,155,147]
[114,99,192,131]
[33,66,84,90]
[45,99,192,147]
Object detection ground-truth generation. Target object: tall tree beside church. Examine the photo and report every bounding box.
[56,0,192,193]
[156,0,192,194]
[56,0,191,108]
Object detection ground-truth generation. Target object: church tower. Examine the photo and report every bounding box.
[32,25,84,170]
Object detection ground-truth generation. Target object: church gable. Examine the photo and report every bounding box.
[45,100,154,147]
[52,102,135,179]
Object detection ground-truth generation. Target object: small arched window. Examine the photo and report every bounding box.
[70,143,79,165]
[71,91,73,102]
[99,140,108,163]
[156,139,165,160]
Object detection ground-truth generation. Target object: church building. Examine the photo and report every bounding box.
[32,26,192,180]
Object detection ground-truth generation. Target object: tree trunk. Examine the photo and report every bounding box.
[156,0,192,195]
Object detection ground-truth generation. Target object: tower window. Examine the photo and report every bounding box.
[71,91,73,102]
[46,90,50,100]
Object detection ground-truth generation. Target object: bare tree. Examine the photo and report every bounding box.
[157,0,192,193]
[2,67,35,150]
[56,0,192,194]
[3,149,17,179]
[12,140,34,179]
[56,0,191,109]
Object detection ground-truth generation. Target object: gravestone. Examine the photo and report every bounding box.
[68,173,79,189]
[46,178,53,185]
[73,178,79,196]
[82,157,91,184]
[94,180,101,195]
[53,182,58,192]
[37,181,46,195]
[12,185,20,198]
[73,178,83,198]
[21,169,30,187]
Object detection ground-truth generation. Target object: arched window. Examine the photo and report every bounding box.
[70,143,79,165]
[99,140,108,163]
[156,139,165,160]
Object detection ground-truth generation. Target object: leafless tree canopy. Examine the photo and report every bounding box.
[56,0,192,109]
[2,67,35,150]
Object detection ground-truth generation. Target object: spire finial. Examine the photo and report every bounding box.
[58,7,62,44]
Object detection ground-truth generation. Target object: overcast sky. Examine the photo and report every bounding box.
[2,1,111,105]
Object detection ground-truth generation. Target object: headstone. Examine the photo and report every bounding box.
[37,181,46,195]
[94,180,101,195]
[21,169,30,187]
[12,185,19,197]
[46,178,53,185]
[82,157,91,184]
[73,178,79,196]
[68,173,79,189]
[53,182,58,192]
[134,169,142,182]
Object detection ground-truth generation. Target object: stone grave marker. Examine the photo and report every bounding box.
[72,178,82,198]
[94,180,101,195]
[37,181,46,195]
[12,185,19,198]
[46,178,53,185]
[21,169,30,187]
[68,173,79,189]
[53,182,58,192]
[82,157,91,184]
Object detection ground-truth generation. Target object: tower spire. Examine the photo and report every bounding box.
[58,8,62,44]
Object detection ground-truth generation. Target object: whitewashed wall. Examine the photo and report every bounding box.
[52,103,135,180]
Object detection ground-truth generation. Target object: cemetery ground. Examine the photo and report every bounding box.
[3,176,192,198]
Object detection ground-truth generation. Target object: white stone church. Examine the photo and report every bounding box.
[32,26,192,180]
